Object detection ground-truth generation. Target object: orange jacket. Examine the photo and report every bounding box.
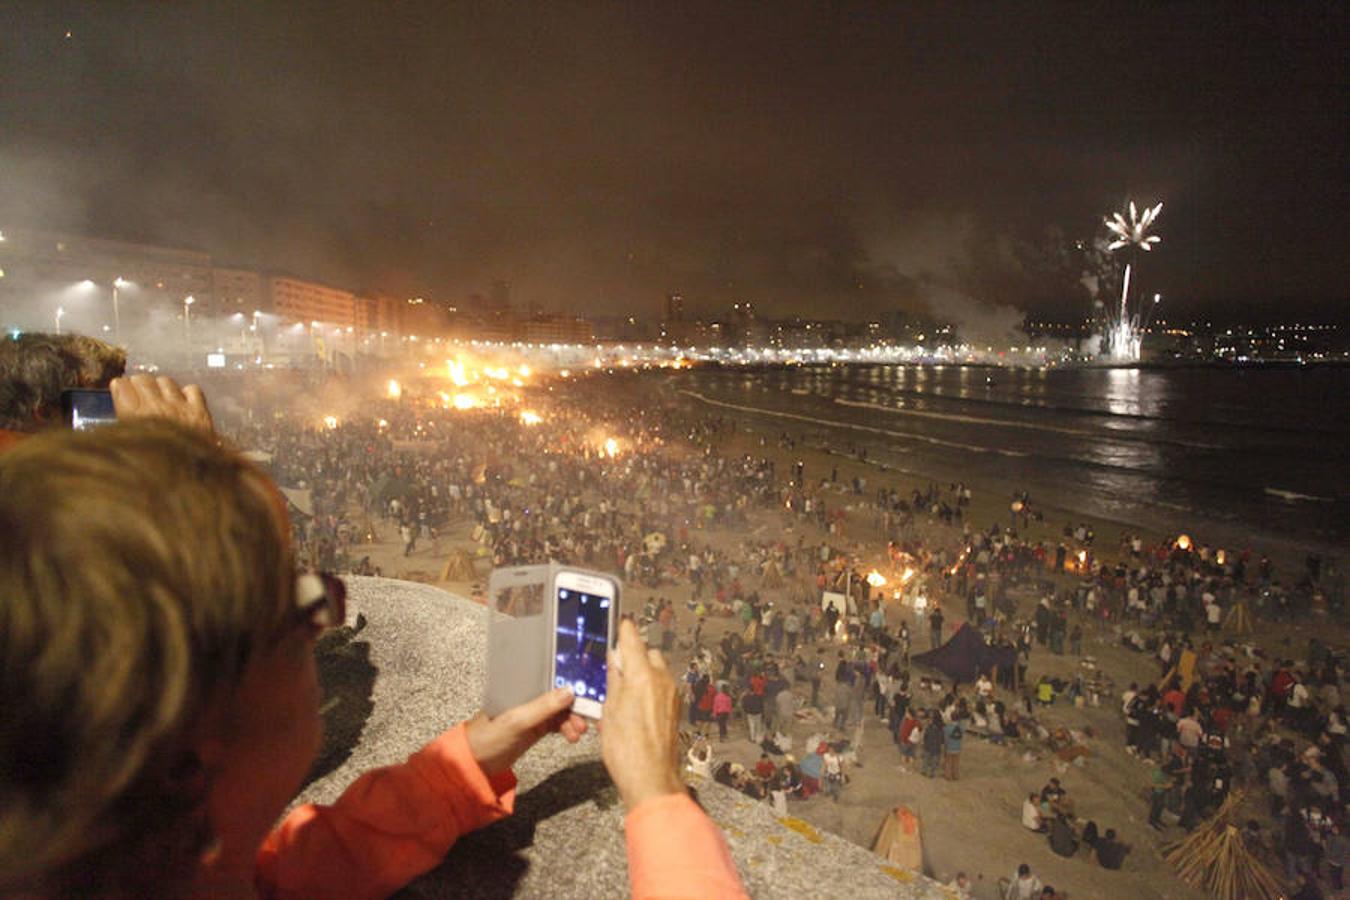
[0,429,28,454]
[256,723,746,899]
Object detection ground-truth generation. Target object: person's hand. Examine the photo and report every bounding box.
[110,374,214,433]
[601,619,685,811]
[465,688,588,777]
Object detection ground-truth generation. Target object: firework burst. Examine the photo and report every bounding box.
[1098,200,1163,362]
[1105,201,1163,252]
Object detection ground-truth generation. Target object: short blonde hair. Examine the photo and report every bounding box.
[0,420,295,895]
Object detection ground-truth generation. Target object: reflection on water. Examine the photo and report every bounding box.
[692,364,1348,549]
[1105,368,1142,417]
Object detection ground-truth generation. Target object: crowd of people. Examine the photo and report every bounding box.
[270,369,1350,896]
[210,363,1346,898]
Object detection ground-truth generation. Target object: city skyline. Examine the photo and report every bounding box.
[1,3,1346,326]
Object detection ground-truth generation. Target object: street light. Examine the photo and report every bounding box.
[183,295,195,357]
[55,306,65,335]
[112,277,130,343]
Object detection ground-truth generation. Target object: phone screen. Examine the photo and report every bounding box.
[553,586,610,703]
[63,390,117,431]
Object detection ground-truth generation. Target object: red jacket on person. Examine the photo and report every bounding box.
[256,723,746,899]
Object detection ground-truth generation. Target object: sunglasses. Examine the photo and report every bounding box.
[294,571,348,632]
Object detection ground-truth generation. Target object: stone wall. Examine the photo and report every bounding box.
[293,577,952,899]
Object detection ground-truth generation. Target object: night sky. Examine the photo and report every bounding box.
[1,2,1345,324]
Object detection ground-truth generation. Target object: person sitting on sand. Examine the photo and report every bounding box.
[1095,828,1130,869]
[1022,793,1045,832]
[1039,777,1065,808]
[1048,814,1079,858]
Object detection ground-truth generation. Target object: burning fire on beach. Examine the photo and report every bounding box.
[380,351,552,413]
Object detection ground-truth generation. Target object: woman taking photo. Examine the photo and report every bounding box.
[0,418,744,899]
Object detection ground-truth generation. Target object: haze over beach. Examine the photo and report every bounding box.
[1,4,1348,900]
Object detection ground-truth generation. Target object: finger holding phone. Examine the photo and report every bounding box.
[601,619,685,811]
[109,374,214,433]
[465,688,589,777]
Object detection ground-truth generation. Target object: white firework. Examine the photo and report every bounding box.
[1097,200,1163,363]
[1105,200,1163,252]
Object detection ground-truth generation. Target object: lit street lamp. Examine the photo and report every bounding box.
[183,295,195,357]
[232,312,248,351]
[55,306,65,335]
[112,277,130,343]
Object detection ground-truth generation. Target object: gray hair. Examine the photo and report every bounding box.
[0,332,127,430]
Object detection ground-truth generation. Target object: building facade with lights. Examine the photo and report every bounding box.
[521,315,595,344]
[268,276,360,330]
[0,228,215,335]
[210,267,266,316]
[0,229,213,296]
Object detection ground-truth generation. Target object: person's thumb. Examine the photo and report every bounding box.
[510,687,575,730]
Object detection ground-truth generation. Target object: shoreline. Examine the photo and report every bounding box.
[666,378,1336,577]
[695,358,1350,372]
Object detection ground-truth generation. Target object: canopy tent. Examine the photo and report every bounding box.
[912,623,1016,685]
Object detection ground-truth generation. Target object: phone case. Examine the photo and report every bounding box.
[482,563,620,717]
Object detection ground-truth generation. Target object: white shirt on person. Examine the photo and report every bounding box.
[1178,716,1203,748]
[1011,873,1043,900]
[1290,683,1310,709]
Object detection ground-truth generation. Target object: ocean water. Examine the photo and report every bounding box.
[678,364,1348,556]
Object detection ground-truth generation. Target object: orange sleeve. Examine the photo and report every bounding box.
[255,723,515,900]
[625,793,747,900]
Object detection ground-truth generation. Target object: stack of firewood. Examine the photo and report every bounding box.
[1163,792,1283,900]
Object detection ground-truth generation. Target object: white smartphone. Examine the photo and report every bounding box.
[550,570,617,719]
